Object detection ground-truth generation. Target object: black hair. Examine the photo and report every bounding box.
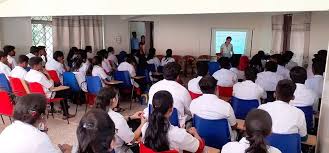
[18,55,29,64]
[226,36,232,40]
[28,57,43,67]
[275,79,296,102]
[199,76,217,94]
[258,50,265,57]
[3,45,15,55]
[230,55,240,68]
[163,62,181,81]
[312,61,325,75]
[38,46,46,50]
[283,51,294,63]
[147,48,156,61]
[71,53,85,72]
[275,54,285,66]
[0,51,6,58]
[290,66,307,84]
[86,56,102,76]
[107,47,114,53]
[67,47,79,62]
[265,61,278,72]
[245,67,258,82]
[53,51,64,61]
[219,57,230,69]
[85,46,92,52]
[165,49,173,60]
[245,109,272,153]
[196,61,208,76]
[144,90,173,152]
[95,87,118,111]
[97,50,108,60]
[13,94,47,125]
[30,46,40,54]
[77,109,115,153]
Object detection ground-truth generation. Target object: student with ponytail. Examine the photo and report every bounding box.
[142,90,205,153]
[161,49,175,66]
[221,109,281,153]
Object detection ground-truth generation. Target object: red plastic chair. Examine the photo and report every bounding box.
[8,77,28,96]
[189,90,202,100]
[0,91,14,124]
[217,86,233,97]
[47,70,61,85]
[139,143,178,153]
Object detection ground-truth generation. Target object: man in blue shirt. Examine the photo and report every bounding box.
[131,32,139,50]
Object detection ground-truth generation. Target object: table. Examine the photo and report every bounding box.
[132,76,145,80]
[50,86,70,92]
[106,80,123,85]
[206,146,220,153]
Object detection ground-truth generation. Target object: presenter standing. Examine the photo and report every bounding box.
[220,36,234,58]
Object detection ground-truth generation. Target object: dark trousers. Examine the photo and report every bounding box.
[52,89,71,116]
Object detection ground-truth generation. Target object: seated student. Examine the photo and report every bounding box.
[212,57,238,87]
[306,61,324,100]
[222,109,281,153]
[0,51,11,78]
[255,61,284,92]
[95,87,147,153]
[3,45,16,68]
[161,49,175,66]
[25,57,73,119]
[233,67,267,102]
[144,62,192,128]
[307,50,327,78]
[85,46,93,59]
[118,56,136,78]
[258,80,307,140]
[236,56,249,81]
[26,46,40,59]
[284,51,298,70]
[190,76,237,140]
[107,46,118,67]
[250,50,266,72]
[97,49,112,74]
[71,52,89,92]
[10,55,29,79]
[0,94,59,153]
[67,47,79,68]
[229,55,242,80]
[142,90,205,153]
[38,46,47,64]
[289,66,317,107]
[89,55,112,86]
[187,61,208,95]
[45,51,67,83]
[146,48,161,70]
[273,54,290,79]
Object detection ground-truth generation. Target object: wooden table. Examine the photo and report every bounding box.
[132,76,145,80]
[236,119,317,146]
[206,146,220,153]
[51,86,70,92]
[106,80,123,85]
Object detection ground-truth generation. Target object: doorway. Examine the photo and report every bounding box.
[129,21,154,54]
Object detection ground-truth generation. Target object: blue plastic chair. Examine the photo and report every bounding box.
[148,104,180,127]
[193,115,230,149]
[25,67,31,72]
[63,72,81,92]
[296,106,313,132]
[86,76,102,95]
[0,74,11,92]
[147,64,156,72]
[266,133,301,153]
[136,68,151,84]
[113,71,132,88]
[231,97,259,119]
[208,62,220,75]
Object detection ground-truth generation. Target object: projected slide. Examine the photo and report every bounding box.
[215,31,247,54]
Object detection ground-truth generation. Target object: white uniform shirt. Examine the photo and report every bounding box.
[212,69,238,87]
[305,75,324,99]
[161,57,175,66]
[107,53,118,66]
[0,121,59,153]
[187,76,203,94]
[92,65,109,87]
[233,80,267,101]
[108,110,134,153]
[255,71,284,91]
[73,62,90,92]
[276,65,290,79]
[147,57,161,69]
[221,137,281,153]
[102,59,112,73]
[144,79,192,127]
[142,123,200,153]
[230,67,245,80]
[258,100,307,137]
[290,83,317,107]
[117,62,136,77]
[0,61,12,78]
[26,53,36,59]
[25,69,54,98]
[7,55,17,68]
[45,58,65,82]
[220,43,233,58]
[10,66,28,80]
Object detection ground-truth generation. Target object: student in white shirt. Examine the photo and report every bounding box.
[230,56,243,80]
[0,94,59,153]
[107,46,118,68]
[144,62,192,127]
[258,80,308,141]
[38,46,48,64]
[188,61,208,95]
[305,61,325,99]
[118,56,136,78]
[161,49,175,66]
[90,55,112,86]
[283,51,298,70]
[146,48,161,70]
[95,87,147,153]
[255,61,284,92]
[220,36,234,58]
[233,67,267,102]
[97,49,112,74]
[142,91,205,153]
[71,53,89,92]
[222,109,281,153]
[26,46,40,59]
[289,66,317,107]
[85,46,94,59]
[212,57,238,87]
[3,45,16,68]
[0,51,11,78]
[45,51,67,84]
[273,54,290,79]
[10,55,29,80]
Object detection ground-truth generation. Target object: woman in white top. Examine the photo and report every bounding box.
[222,109,281,153]
[161,49,175,66]
[71,53,90,92]
[187,61,208,95]
[0,51,12,78]
[146,48,161,70]
[89,56,112,86]
[97,49,112,74]
[10,55,29,80]
[220,36,234,58]
[142,90,205,153]
[3,45,17,68]
[95,87,147,153]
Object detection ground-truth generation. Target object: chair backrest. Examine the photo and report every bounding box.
[139,142,179,153]
[296,106,313,131]
[47,70,61,84]
[0,73,12,92]
[28,82,46,95]
[265,91,275,103]
[25,67,31,72]
[147,64,156,72]
[0,91,14,116]
[217,86,233,97]
[113,71,132,88]
[63,72,81,92]
[86,76,102,95]
[8,77,28,96]
[137,68,151,84]
[189,90,202,100]
[266,133,301,153]
[198,55,211,61]
[208,62,220,75]
[193,115,230,149]
[231,97,259,119]
[148,104,180,127]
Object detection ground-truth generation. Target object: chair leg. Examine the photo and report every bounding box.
[62,100,70,124]
[130,86,135,110]
[1,115,5,124]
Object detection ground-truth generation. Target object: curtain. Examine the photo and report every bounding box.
[52,16,103,56]
[271,15,284,54]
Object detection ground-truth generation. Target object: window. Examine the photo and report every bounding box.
[31,16,53,57]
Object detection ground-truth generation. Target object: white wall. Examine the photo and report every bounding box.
[130,22,145,40]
